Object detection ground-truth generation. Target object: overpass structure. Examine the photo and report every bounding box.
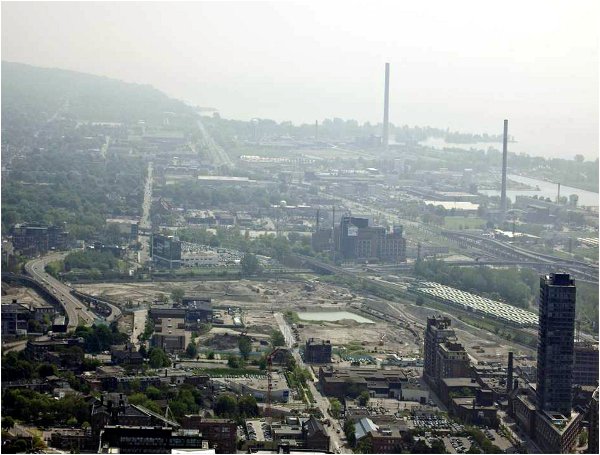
[442,230,598,282]
[70,290,122,323]
[18,253,117,331]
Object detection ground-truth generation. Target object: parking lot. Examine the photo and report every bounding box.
[243,419,271,442]
[408,414,464,433]
[443,436,473,454]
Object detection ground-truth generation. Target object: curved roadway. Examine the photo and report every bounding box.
[25,253,97,331]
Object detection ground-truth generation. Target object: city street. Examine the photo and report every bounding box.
[139,161,153,266]
[131,308,148,349]
[274,313,350,453]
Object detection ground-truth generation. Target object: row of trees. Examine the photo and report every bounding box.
[2,348,98,383]
[2,388,89,427]
[214,393,259,420]
[63,250,121,272]
[127,383,210,419]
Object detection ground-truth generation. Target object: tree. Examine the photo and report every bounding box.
[430,438,447,453]
[227,355,242,369]
[149,347,171,368]
[355,437,373,453]
[2,416,15,430]
[258,355,267,370]
[129,378,142,393]
[238,335,252,360]
[146,385,162,400]
[238,395,259,417]
[271,330,286,347]
[329,398,342,418]
[207,351,215,360]
[240,253,261,276]
[344,419,356,447]
[579,429,588,447]
[171,287,185,304]
[66,416,78,427]
[358,391,370,406]
[214,394,238,418]
[37,363,58,378]
[128,392,162,414]
[286,354,297,371]
[186,342,198,358]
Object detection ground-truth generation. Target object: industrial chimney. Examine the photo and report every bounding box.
[507,351,514,393]
[383,63,390,149]
[500,119,508,214]
[316,208,320,231]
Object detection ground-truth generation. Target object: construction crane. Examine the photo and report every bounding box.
[265,347,288,419]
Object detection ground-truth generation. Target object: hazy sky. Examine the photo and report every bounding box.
[2,1,598,159]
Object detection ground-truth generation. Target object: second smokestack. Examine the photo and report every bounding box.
[501,119,509,214]
[383,62,390,149]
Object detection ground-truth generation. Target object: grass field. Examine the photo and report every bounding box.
[444,216,486,230]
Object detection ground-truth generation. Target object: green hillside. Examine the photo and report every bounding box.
[1,61,194,125]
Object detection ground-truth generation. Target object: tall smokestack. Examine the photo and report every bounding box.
[315,120,319,141]
[383,62,390,149]
[316,208,320,231]
[507,351,514,393]
[500,119,508,213]
[557,183,561,204]
[332,206,336,229]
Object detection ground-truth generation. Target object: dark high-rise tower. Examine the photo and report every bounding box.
[423,316,455,387]
[537,273,577,416]
[382,62,390,149]
[500,119,508,213]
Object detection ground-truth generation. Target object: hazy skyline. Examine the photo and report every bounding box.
[2,1,598,159]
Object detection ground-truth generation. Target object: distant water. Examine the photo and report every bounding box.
[297,311,375,324]
[418,137,505,152]
[480,174,599,207]
[419,136,556,157]
[418,138,598,206]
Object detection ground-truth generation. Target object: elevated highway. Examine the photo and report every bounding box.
[442,230,598,282]
[23,253,98,330]
[70,290,122,323]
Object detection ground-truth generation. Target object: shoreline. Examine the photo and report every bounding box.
[518,173,599,195]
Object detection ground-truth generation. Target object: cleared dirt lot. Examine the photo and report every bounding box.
[2,283,48,307]
[74,277,534,365]
[74,279,415,355]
